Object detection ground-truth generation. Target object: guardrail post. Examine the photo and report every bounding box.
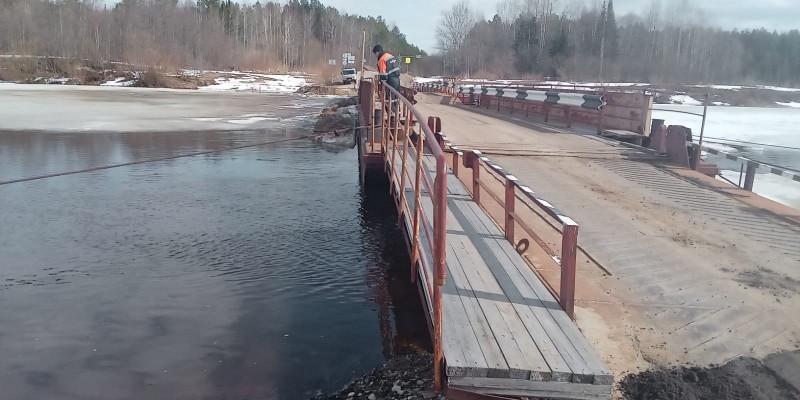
[432,155,448,392]
[597,92,606,134]
[452,150,459,177]
[410,122,425,283]
[505,177,516,243]
[744,162,757,191]
[397,102,411,217]
[472,154,481,205]
[566,108,573,128]
[560,223,578,319]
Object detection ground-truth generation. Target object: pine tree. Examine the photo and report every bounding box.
[548,24,571,77]
[605,0,618,60]
[512,14,539,73]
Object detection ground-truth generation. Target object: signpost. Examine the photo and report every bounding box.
[400,54,422,74]
[342,52,356,67]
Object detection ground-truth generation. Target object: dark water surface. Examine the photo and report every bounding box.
[0,127,428,399]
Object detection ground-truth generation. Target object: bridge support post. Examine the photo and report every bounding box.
[560,223,579,319]
[472,155,481,205]
[410,121,425,284]
[505,178,516,243]
[744,162,757,191]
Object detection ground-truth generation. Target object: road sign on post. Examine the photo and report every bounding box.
[328,59,336,65]
[342,52,356,67]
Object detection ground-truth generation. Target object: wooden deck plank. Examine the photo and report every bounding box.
[448,230,552,381]
[415,191,511,378]
[446,219,548,380]
[449,196,588,383]
[389,153,612,394]
[452,208,577,382]
[402,183,490,378]
[441,201,559,380]
[450,198,594,383]
[450,377,612,400]
[473,203,614,385]
[456,197,613,384]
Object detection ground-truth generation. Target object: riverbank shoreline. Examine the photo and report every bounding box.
[310,353,441,400]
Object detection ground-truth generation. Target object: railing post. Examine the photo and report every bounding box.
[560,223,578,319]
[505,176,516,243]
[410,128,425,283]
[397,104,411,217]
[432,156,447,392]
[597,92,606,135]
[389,85,399,195]
[472,153,481,205]
[369,82,375,153]
[566,107,573,128]
[452,150,459,177]
[744,162,757,191]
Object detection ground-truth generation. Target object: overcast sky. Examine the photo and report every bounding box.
[324,0,800,52]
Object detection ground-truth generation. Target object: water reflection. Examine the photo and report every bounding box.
[0,127,428,399]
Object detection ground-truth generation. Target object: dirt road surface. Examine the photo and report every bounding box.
[414,93,800,398]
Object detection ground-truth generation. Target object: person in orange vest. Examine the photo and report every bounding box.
[373,44,401,112]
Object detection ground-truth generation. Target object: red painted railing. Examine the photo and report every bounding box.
[367,78,448,390]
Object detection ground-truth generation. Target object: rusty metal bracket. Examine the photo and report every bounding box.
[515,239,530,255]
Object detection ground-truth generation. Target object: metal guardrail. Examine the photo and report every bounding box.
[455,85,606,110]
[438,134,580,319]
[689,142,800,191]
[413,81,610,134]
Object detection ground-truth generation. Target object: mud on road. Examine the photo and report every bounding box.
[620,352,800,400]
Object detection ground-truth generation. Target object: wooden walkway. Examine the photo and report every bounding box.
[389,150,612,399]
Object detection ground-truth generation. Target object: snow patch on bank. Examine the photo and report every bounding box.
[199,73,307,93]
[761,85,800,93]
[413,76,444,84]
[670,94,703,106]
[541,80,649,87]
[225,116,281,125]
[712,101,731,106]
[777,101,800,108]
[101,77,136,87]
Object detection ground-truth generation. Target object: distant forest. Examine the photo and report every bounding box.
[0,0,423,72]
[1,0,798,86]
[427,0,800,86]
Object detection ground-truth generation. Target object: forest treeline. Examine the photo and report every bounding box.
[1,0,798,86]
[428,0,800,86]
[0,0,422,72]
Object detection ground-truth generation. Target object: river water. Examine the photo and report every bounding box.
[0,87,428,399]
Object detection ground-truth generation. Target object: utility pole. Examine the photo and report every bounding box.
[599,2,607,84]
[360,30,366,85]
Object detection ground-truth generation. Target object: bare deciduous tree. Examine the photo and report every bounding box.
[436,0,475,76]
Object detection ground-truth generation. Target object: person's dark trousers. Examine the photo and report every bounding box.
[384,76,400,126]
[386,76,401,113]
